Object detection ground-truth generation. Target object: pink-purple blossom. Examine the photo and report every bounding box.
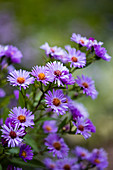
[19,144,33,162]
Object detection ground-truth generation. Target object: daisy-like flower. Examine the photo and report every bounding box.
[71,33,88,47]
[45,133,69,158]
[67,97,89,120]
[76,75,98,100]
[73,117,96,139]
[43,120,58,133]
[1,123,25,147]
[44,158,56,170]
[19,144,33,162]
[0,88,6,98]
[45,89,68,115]
[5,117,16,128]
[46,61,71,86]
[40,42,65,59]
[89,148,108,169]
[87,37,103,50]
[0,118,3,126]
[55,157,79,170]
[94,45,111,61]
[31,65,48,85]
[7,69,35,90]
[0,45,23,64]
[65,45,86,68]
[73,146,90,160]
[9,107,34,128]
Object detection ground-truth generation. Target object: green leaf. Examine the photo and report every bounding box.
[19,91,25,108]
[9,147,19,154]
[58,117,68,132]
[2,107,9,123]
[35,117,57,125]
[24,134,39,152]
[0,164,2,170]
[9,158,46,169]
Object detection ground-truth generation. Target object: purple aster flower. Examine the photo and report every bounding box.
[94,45,111,61]
[1,123,25,147]
[73,117,96,139]
[31,65,49,85]
[43,120,58,133]
[7,165,22,170]
[71,33,88,47]
[9,107,34,127]
[5,117,16,129]
[7,69,35,90]
[19,144,33,162]
[45,89,68,115]
[76,75,98,99]
[0,118,3,126]
[0,45,23,64]
[0,88,6,98]
[87,37,103,50]
[55,157,79,170]
[45,133,69,158]
[40,42,65,59]
[61,73,75,87]
[73,146,90,160]
[46,61,71,86]
[65,45,86,68]
[44,158,56,170]
[67,97,89,120]
[14,90,19,100]
[89,148,108,169]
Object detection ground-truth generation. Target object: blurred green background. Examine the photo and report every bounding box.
[0,0,113,169]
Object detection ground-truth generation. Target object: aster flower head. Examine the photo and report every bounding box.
[0,118,3,126]
[43,120,58,133]
[87,37,103,50]
[89,148,108,169]
[65,45,86,68]
[9,107,34,127]
[45,133,69,159]
[76,75,98,99]
[31,65,48,85]
[40,42,65,59]
[0,45,23,64]
[46,61,71,86]
[19,144,33,162]
[5,117,16,128]
[45,89,68,115]
[7,69,35,90]
[73,146,90,160]
[94,45,111,61]
[68,98,89,121]
[73,117,96,139]
[55,157,79,170]
[0,88,6,98]
[1,123,25,147]
[44,158,56,170]
[71,33,89,47]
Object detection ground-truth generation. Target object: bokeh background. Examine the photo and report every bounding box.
[0,0,113,169]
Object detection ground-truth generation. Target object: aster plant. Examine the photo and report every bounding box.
[0,33,110,169]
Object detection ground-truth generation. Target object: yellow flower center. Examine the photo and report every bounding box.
[18,115,26,123]
[82,82,89,88]
[53,142,61,150]
[45,125,52,132]
[17,77,25,84]
[9,131,17,139]
[78,125,84,131]
[71,56,78,62]
[80,39,84,44]
[21,151,27,158]
[53,98,61,106]
[63,164,71,170]
[94,158,100,164]
[38,73,46,80]
[54,70,62,76]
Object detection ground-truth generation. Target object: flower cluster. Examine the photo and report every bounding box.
[0,32,110,169]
